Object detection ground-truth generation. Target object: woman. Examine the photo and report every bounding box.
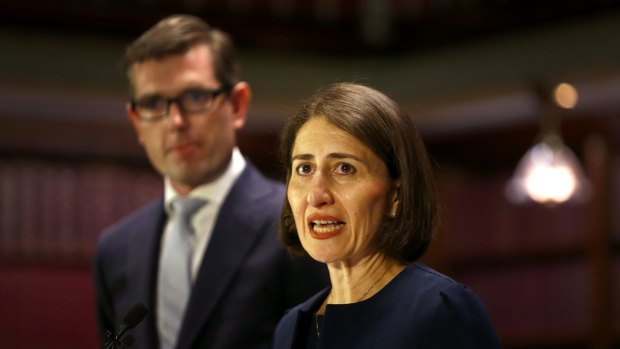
[274,83,501,348]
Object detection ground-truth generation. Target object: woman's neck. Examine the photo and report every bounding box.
[326,254,405,305]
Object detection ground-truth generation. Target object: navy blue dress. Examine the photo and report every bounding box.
[273,263,502,349]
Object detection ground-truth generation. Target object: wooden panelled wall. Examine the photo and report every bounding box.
[1,112,619,348]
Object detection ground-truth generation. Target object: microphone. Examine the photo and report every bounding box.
[122,302,148,330]
[105,302,148,349]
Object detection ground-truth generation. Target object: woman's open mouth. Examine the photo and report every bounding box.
[307,216,345,239]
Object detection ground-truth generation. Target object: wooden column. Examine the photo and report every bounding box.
[583,134,612,349]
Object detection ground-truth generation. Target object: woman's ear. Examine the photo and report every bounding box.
[389,180,400,217]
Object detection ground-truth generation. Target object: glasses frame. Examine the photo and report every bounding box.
[130,85,231,122]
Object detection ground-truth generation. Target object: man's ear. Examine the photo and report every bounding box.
[229,82,251,130]
[126,102,144,145]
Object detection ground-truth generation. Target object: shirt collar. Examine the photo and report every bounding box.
[164,147,246,213]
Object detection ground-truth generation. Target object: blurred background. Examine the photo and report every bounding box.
[1,0,620,348]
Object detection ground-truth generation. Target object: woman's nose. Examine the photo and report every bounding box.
[307,172,334,207]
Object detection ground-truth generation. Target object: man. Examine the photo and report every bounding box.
[93,14,327,349]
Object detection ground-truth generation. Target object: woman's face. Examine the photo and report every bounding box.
[287,116,399,266]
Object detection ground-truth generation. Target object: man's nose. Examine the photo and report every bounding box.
[168,101,187,127]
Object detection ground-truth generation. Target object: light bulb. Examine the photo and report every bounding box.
[552,83,578,109]
[523,162,577,203]
[506,141,588,205]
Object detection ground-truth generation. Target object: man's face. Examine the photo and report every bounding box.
[127,44,250,194]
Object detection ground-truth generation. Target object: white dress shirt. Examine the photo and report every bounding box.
[161,147,246,282]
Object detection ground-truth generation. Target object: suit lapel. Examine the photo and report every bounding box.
[176,165,271,349]
[127,198,166,349]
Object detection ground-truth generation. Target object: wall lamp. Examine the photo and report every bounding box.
[506,82,589,205]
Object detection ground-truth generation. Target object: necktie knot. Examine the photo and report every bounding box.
[172,197,206,223]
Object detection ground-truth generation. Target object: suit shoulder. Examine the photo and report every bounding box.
[96,198,163,247]
[229,164,285,224]
[240,164,285,201]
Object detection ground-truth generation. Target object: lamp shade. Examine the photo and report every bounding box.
[506,140,589,205]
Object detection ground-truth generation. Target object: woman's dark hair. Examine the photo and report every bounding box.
[124,14,239,95]
[279,82,438,263]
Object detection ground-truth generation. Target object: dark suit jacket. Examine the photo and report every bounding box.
[273,263,502,349]
[94,163,328,349]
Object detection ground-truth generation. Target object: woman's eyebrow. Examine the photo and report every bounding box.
[292,152,363,162]
[328,152,363,162]
[291,153,313,161]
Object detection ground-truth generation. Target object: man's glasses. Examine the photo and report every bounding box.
[130,86,229,122]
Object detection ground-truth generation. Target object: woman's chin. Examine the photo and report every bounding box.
[306,250,340,265]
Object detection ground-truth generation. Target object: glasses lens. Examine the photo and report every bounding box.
[135,96,168,119]
[133,88,224,121]
[179,89,212,113]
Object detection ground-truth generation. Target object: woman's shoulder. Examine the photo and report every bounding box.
[389,263,502,348]
[397,263,466,294]
[386,263,489,317]
[408,263,456,282]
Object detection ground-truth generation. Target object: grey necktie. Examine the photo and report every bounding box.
[157,197,206,349]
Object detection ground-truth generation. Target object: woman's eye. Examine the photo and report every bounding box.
[295,163,313,175]
[335,163,356,174]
